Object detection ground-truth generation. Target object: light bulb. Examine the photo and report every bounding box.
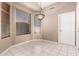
[37,14,45,20]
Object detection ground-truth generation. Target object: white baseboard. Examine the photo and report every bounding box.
[0,39,43,55]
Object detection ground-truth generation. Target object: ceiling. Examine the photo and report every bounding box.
[36,2,55,9]
[18,2,56,11]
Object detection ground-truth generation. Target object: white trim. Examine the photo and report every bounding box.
[58,14,61,44]
[76,3,79,50]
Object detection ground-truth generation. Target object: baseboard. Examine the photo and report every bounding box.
[0,39,43,55]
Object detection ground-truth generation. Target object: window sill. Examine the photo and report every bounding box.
[1,35,10,39]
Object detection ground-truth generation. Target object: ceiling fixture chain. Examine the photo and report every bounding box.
[36,2,45,20]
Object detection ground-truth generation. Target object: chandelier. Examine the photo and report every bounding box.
[36,2,45,20]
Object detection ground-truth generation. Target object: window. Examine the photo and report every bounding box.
[1,3,10,39]
[34,15,41,33]
[16,9,31,35]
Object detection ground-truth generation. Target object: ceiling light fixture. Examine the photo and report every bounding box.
[36,2,45,20]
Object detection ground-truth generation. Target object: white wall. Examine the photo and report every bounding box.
[41,2,76,42]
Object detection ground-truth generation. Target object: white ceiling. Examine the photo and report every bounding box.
[36,2,55,9]
[18,2,55,11]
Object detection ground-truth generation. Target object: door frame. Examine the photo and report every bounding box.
[58,11,76,46]
[76,3,79,49]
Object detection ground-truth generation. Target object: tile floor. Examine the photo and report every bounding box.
[0,40,79,56]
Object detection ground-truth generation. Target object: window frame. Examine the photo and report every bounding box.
[1,2,10,39]
[15,8,31,36]
[34,15,41,33]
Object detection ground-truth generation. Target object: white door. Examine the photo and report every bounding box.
[58,12,75,46]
